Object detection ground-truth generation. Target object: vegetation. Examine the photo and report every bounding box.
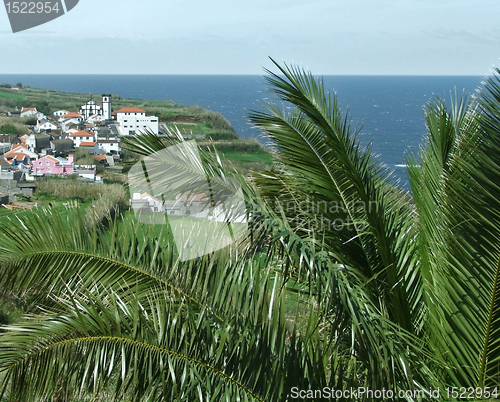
[1,61,500,400]
[199,138,273,173]
[73,147,96,166]
[0,117,30,135]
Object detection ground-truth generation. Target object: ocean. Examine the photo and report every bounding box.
[0,74,485,184]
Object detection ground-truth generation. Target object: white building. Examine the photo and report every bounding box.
[102,94,112,121]
[69,130,95,148]
[36,120,59,133]
[5,145,38,162]
[21,108,46,120]
[97,139,120,154]
[115,107,158,136]
[79,100,102,120]
[20,107,37,118]
[132,192,163,212]
[59,112,84,132]
[86,114,105,124]
[54,110,70,118]
[58,112,84,123]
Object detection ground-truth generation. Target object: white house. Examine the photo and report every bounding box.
[5,145,38,162]
[96,139,120,154]
[75,165,97,180]
[132,192,163,212]
[115,107,158,136]
[54,110,70,118]
[69,130,95,148]
[21,108,46,120]
[60,112,84,132]
[36,120,59,133]
[86,114,105,124]
[58,112,84,123]
[20,107,37,118]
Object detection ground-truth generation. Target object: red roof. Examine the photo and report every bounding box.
[61,112,83,119]
[46,156,60,163]
[69,130,92,138]
[80,142,96,147]
[11,144,28,151]
[21,108,36,112]
[5,149,26,158]
[5,153,27,161]
[116,107,145,114]
[141,193,161,202]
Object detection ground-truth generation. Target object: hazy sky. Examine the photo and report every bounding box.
[1,0,499,75]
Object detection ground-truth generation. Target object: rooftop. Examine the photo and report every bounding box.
[115,107,146,114]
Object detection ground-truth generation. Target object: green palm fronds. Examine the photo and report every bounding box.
[2,61,500,400]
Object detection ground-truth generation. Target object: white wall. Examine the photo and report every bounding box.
[117,112,159,136]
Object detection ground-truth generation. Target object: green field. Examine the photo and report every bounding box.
[0,89,25,101]
[221,150,273,163]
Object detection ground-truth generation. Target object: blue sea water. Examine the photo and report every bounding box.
[0,74,485,184]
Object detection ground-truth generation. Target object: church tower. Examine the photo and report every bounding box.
[102,94,112,121]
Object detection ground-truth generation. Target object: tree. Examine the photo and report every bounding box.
[249,60,500,392]
[1,61,500,400]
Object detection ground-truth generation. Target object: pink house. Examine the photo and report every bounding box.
[32,154,74,175]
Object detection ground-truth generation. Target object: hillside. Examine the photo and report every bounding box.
[0,85,272,173]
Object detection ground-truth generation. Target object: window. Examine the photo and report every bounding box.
[46,161,49,166]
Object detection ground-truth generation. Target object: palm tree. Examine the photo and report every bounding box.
[0,60,499,400]
[249,60,500,393]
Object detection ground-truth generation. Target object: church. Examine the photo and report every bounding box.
[79,94,112,121]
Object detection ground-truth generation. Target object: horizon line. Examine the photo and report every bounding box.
[0,73,489,78]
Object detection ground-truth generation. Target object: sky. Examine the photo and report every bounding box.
[0,0,499,75]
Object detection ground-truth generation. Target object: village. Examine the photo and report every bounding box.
[1,93,159,181]
[0,86,270,215]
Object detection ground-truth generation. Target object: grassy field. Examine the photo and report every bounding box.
[0,199,87,227]
[221,150,273,163]
[0,89,25,101]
